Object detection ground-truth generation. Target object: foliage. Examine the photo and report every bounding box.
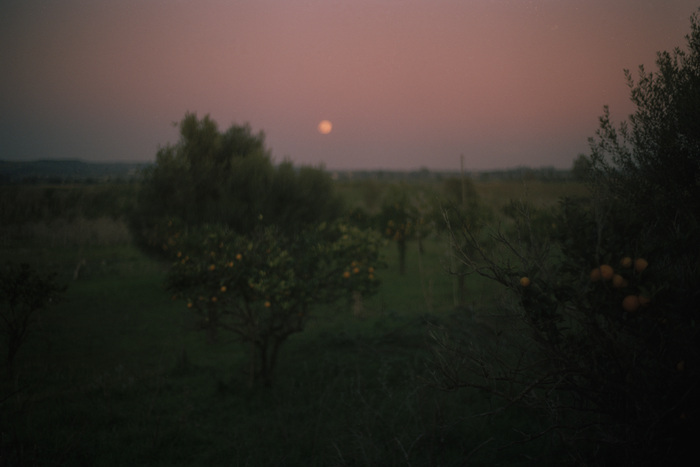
[377,184,421,274]
[571,153,592,182]
[130,113,343,255]
[438,176,493,307]
[165,222,384,386]
[129,113,380,386]
[0,179,566,465]
[432,10,700,465]
[0,263,65,374]
[0,184,137,225]
[588,10,700,254]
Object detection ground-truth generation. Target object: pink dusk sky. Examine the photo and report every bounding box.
[1,0,698,171]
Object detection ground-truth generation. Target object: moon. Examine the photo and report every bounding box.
[317,120,333,134]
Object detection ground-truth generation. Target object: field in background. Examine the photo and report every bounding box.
[0,177,585,465]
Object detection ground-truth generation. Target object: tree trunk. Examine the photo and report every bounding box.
[398,239,407,274]
[352,291,363,316]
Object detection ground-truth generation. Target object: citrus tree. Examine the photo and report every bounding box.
[378,185,418,275]
[431,10,700,465]
[165,222,383,386]
[132,113,381,386]
[1,263,65,375]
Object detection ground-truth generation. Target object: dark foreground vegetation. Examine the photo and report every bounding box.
[2,10,699,466]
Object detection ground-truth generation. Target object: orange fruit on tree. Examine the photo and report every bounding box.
[622,295,641,312]
[612,274,628,288]
[599,264,614,281]
[590,268,602,282]
[620,257,633,268]
[519,277,531,287]
[634,258,648,273]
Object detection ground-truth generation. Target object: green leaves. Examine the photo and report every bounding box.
[163,221,383,385]
[1,263,66,372]
[131,113,344,257]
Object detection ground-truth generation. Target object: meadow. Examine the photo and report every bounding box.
[1,178,588,466]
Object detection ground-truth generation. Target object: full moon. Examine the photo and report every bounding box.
[317,120,333,134]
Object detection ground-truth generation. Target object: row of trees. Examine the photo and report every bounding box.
[130,111,493,384]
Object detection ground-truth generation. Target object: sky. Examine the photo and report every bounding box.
[1,0,698,171]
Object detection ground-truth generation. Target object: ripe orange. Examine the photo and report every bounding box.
[612,274,628,288]
[590,268,602,282]
[220,286,227,293]
[634,258,648,273]
[519,277,531,287]
[622,295,641,312]
[353,267,360,274]
[264,301,271,308]
[599,264,614,281]
[343,271,351,279]
[620,257,632,268]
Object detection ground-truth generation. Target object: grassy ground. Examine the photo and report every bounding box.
[0,241,555,466]
[1,180,582,465]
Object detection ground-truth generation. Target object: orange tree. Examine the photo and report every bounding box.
[431,10,700,465]
[378,184,418,275]
[165,222,383,386]
[131,113,382,386]
[1,263,65,376]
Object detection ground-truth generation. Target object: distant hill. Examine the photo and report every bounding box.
[0,160,151,184]
[0,159,573,184]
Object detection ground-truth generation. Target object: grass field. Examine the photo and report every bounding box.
[1,179,585,465]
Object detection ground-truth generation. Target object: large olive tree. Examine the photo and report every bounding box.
[130,113,343,253]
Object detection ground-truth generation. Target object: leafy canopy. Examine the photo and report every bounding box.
[131,112,343,252]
